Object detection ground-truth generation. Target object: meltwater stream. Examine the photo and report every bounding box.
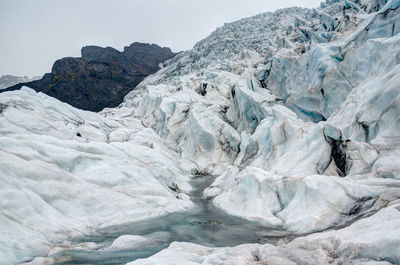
[51,175,292,264]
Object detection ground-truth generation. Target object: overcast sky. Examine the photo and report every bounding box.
[0,0,322,77]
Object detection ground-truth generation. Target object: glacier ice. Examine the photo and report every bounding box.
[0,88,194,264]
[2,0,400,264]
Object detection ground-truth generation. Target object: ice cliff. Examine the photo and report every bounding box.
[1,0,400,264]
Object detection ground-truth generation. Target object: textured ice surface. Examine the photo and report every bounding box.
[2,0,400,264]
[0,88,194,264]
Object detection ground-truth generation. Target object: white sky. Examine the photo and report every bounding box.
[0,0,322,77]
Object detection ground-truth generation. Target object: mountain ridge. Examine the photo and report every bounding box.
[0,75,41,90]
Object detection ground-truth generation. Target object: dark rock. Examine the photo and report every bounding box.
[2,43,176,112]
[196,82,207,96]
[323,130,348,177]
[0,103,7,113]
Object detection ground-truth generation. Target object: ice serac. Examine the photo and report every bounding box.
[126,0,400,262]
[1,0,400,264]
[197,0,400,236]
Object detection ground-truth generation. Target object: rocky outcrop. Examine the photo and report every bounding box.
[82,42,175,74]
[2,43,176,111]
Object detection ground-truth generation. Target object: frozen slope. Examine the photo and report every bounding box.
[0,88,194,264]
[1,0,400,264]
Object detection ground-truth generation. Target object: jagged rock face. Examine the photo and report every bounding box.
[1,0,400,264]
[81,42,176,74]
[2,43,176,112]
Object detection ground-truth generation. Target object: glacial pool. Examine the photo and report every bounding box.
[50,174,293,264]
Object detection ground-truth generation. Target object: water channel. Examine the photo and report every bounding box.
[52,174,293,264]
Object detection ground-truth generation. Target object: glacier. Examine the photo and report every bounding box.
[1,0,400,264]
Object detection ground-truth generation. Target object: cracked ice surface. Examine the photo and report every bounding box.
[2,0,400,264]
